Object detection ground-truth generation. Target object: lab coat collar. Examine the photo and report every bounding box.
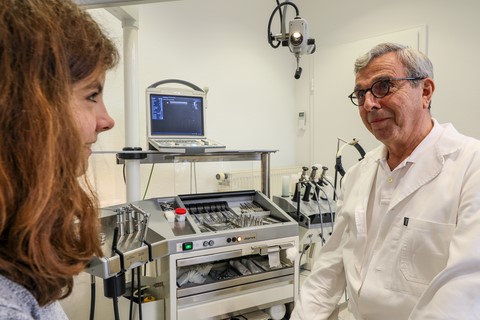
[358,121,463,213]
[387,121,462,211]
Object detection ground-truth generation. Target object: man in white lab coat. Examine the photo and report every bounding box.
[291,42,480,320]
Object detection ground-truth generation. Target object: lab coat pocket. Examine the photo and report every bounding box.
[391,218,454,296]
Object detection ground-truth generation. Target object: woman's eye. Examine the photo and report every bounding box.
[88,92,99,102]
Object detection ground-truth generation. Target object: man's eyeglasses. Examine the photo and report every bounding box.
[348,77,425,106]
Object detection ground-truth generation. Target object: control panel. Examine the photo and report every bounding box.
[176,233,257,252]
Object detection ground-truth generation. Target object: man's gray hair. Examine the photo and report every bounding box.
[354,43,433,86]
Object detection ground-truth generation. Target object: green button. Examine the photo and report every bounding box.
[182,242,193,250]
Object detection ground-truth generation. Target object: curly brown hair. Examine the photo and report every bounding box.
[0,0,119,306]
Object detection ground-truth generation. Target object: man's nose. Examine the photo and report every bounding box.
[362,91,380,111]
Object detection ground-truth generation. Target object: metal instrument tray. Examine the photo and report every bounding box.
[176,255,294,298]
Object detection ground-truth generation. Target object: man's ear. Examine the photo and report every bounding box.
[422,78,435,109]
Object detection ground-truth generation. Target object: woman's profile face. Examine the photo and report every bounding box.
[71,71,115,171]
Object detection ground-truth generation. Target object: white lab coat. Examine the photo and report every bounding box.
[291,122,480,320]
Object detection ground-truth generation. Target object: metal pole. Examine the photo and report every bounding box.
[260,152,271,197]
[122,13,141,202]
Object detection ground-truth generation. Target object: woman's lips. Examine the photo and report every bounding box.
[84,144,93,155]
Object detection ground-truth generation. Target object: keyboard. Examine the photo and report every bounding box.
[149,138,226,154]
[155,139,221,147]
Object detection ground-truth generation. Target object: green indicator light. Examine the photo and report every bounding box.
[182,242,193,251]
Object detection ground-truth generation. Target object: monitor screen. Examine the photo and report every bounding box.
[149,93,204,136]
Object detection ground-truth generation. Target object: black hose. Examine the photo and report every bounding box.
[267,1,300,48]
[137,266,143,320]
[129,269,134,320]
[112,277,120,320]
[89,275,96,320]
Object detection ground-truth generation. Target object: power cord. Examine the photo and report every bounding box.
[143,164,155,200]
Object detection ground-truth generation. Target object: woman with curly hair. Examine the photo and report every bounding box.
[0,0,119,318]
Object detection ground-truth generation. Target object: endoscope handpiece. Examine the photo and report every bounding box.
[309,166,318,182]
[140,212,150,244]
[300,166,309,182]
[128,204,151,244]
[318,166,328,186]
[293,166,309,203]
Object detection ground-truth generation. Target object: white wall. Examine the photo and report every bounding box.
[137,0,297,155]
[294,0,480,175]
[87,0,299,206]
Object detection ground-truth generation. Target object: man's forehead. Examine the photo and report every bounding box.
[355,53,405,87]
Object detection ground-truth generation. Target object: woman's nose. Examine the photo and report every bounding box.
[97,105,115,132]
